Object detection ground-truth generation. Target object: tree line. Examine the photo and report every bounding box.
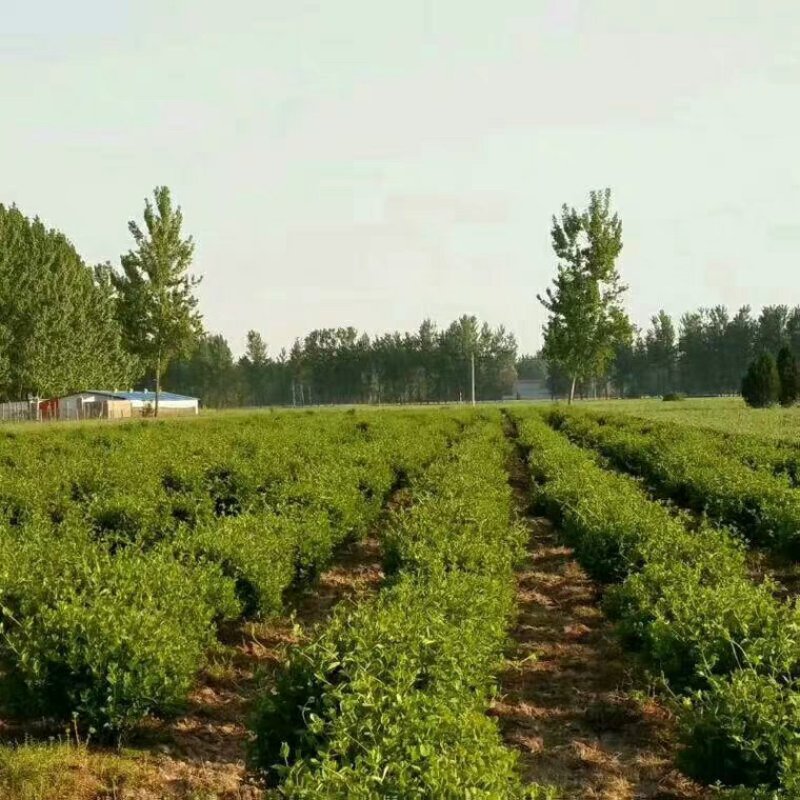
[0,190,200,413]
[166,317,518,407]
[2,185,795,410]
[0,191,518,408]
[0,203,137,400]
[606,304,800,399]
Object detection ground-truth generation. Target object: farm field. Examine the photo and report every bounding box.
[0,401,798,798]
[583,396,800,442]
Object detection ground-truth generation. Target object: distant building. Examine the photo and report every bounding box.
[505,378,550,401]
[40,390,199,421]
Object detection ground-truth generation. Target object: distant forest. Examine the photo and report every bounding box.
[1,196,797,407]
[168,319,517,407]
[543,305,800,400]
[166,304,800,406]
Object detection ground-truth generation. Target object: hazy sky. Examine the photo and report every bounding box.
[2,2,799,355]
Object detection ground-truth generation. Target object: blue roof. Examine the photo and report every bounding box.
[116,390,197,402]
[84,390,198,402]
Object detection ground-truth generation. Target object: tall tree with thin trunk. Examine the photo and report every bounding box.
[538,189,630,403]
[645,310,677,395]
[113,187,202,416]
[777,346,799,407]
[240,330,269,405]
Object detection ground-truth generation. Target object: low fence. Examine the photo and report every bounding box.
[0,398,197,424]
[0,401,38,422]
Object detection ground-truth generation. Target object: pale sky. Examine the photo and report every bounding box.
[2,1,799,355]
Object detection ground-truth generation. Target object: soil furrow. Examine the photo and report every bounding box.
[495,415,707,800]
[131,534,386,800]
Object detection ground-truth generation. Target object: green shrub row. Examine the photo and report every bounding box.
[513,410,800,793]
[0,410,458,547]
[545,407,800,555]
[0,410,458,736]
[591,410,800,486]
[250,414,552,799]
[0,520,240,733]
[170,511,317,617]
[677,425,800,485]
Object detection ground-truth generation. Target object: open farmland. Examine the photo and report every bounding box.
[584,396,800,442]
[1,402,799,798]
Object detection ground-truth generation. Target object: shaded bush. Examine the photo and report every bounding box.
[742,354,780,408]
[679,670,800,789]
[173,512,305,616]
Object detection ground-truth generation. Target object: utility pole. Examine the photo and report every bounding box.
[470,352,476,406]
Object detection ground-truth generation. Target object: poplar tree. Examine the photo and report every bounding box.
[113,187,202,416]
[538,189,630,403]
[240,331,269,405]
[777,346,799,407]
[0,204,135,399]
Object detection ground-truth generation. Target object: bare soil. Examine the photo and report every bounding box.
[747,547,800,601]
[495,418,709,800]
[129,535,385,799]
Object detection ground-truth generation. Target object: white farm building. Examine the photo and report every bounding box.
[40,390,199,421]
[504,379,551,401]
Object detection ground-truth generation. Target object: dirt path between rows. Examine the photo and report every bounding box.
[126,534,385,800]
[494,418,708,800]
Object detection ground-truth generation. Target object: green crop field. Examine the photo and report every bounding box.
[1,401,799,798]
[584,395,800,442]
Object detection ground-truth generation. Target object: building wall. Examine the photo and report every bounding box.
[56,395,133,420]
[509,379,550,401]
[38,393,198,421]
[59,397,81,420]
[131,402,198,417]
[105,400,132,419]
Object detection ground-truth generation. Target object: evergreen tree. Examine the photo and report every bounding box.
[704,305,730,393]
[516,353,548,380]
[741,353,780,408]
[609,337,640,397]
[786,307,800,360]
[165,334,238,408]
[645,310,677,395]
[239,331,269,405]
[722,306,756,393]
[677,311,712,395]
